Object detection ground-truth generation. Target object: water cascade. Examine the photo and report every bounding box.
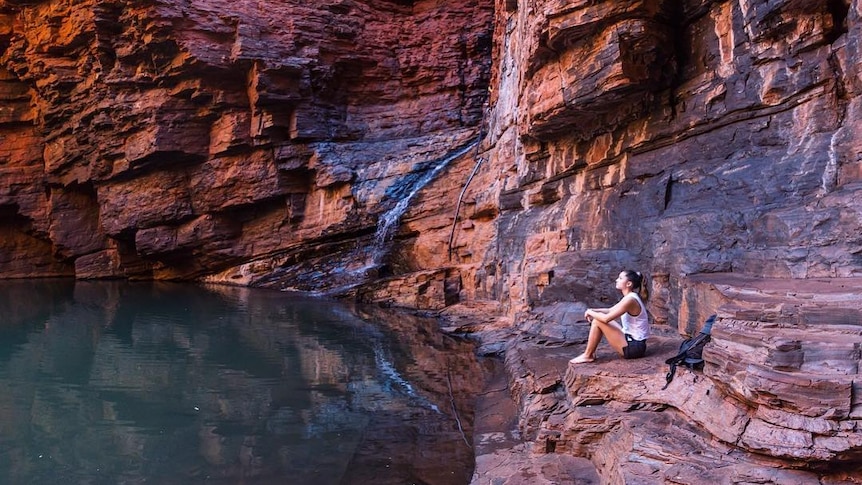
[320,138,480,296]
[371,138,480,258]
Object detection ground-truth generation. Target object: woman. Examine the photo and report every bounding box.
[570,270,650,364]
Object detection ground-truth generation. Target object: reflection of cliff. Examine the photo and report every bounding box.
[0,281,481,484]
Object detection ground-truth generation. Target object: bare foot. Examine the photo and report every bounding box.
[569,354,595,364]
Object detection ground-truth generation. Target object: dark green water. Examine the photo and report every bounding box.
[0,280,481,484]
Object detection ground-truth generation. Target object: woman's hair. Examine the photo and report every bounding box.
[623,270,650,302]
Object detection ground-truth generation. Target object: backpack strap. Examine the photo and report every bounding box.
[701,314,716,335]
[661,317,716,390]
[662,363,679,390]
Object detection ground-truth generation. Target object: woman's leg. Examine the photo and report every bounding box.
[571,319,627,363]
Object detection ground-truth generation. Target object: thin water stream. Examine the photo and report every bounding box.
[373,139,480,251]
[0,280,483,484]
[316,139,481,297]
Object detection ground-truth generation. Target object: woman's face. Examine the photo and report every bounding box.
[615,272,630,291]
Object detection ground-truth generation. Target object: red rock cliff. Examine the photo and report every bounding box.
[470,0,862,326]
[0,0,493,286]
[3,0,862,482]
[456,0,862,483]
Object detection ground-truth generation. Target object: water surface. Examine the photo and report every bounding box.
[0,280,481,484]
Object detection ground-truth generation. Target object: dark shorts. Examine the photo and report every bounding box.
[623,334,647,359]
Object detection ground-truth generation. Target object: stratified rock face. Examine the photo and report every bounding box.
[522,0,678,141]
[3,1,862,481]
[454,0,862,483]
[467,0,862,325]
[0,0,494,285]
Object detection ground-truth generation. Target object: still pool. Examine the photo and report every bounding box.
[0,280,483,484]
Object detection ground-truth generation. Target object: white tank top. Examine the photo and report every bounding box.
[620,293,650,341]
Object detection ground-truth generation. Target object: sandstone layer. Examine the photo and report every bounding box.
[452,0,862,482]
[461,275,862,484]
[0,0,493,286]
[2,0,862,483]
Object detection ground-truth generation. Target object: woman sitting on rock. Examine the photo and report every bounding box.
[570,270,650,364]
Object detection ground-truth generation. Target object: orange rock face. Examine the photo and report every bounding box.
[3,0,862,481]
[458,0,862,483]
[467,0,862,325]
[0,0,494,284]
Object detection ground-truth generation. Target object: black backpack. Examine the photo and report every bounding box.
[662,315,716,390]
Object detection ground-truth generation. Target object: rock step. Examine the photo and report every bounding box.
[471,275,862,483]
[504,326,860,482]
[471,345,601,484]
[552,403,838,485]
[559,324,861,460]
[550,369,860,482]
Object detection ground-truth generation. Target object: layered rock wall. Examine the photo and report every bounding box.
[0,0,494,286]
[3,0,862,482]
[467,0,862,329]
[455,0,862,482]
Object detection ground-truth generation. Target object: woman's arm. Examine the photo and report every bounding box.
[585,297,639,324]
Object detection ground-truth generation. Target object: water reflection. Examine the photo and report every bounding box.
[0,280,482,484]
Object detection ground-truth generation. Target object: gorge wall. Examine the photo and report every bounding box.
[0,0,493,288]
[2,0,862,483]
[472,0,862,329]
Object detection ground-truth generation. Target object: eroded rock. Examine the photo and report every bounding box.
[469,274,862,483]
[0,0,494,284]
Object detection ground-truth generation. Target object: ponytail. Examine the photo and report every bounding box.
[623,270,650,302]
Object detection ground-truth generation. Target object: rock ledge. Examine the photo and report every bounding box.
[467,275,862,484]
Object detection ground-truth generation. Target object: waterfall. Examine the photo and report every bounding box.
[316,138,479,296]
[372,139,480,252]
